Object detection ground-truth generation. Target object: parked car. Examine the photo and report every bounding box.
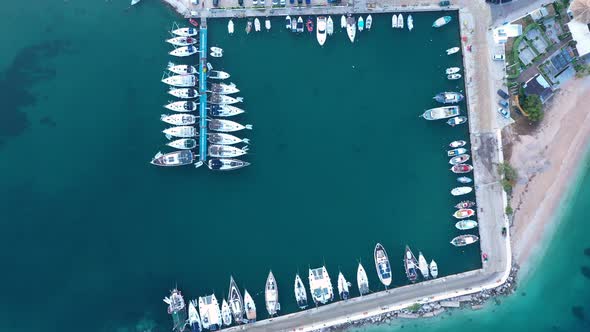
[280,0,285,5]
[497,107,510,119]
[498,99,509,107]
[272,0,278,5]
[497,89,510,99]
[439,0,451,6]
[493,54,505,61]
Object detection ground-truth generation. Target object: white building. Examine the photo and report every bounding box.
[493,24,523,44]
[567,20,590,58]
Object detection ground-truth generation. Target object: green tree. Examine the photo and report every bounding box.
[523,94,543,121]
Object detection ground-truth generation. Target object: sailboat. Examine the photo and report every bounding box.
[188,300,203,332]
[163,126,197,139]
[346,16,356,43]
[430,260,439,278]
[221,299,232,326]
[317,16,327,46]
[404,245,419,283]
[162,74,197,87]
[208,133,250,146]
[228,276,244,323]
[207,158,250,171]
[167,138,197,150]
[374,243,392,287]
[243,290,256,322]
[357,263,369,295]
[418,252,429,279]
[198,295,222,330]
[167,63,197,75]
[166,36,197,47]
[151,150,196,167]
[209,105,245,117]
[208,145,248,158]
[308,266,334,305]
[161,114,197,126]
[265,271,280,316]
[294,274,308,309]
[209,70,230,80]
[208,119,251,133]
[164,101,197,112]
[168,88,198,99]
[337,272,350,300]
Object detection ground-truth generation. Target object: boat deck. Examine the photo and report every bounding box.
[199,19,208,162]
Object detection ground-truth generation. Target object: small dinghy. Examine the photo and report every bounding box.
[286,16,292,29]
[358,16,364,32]
[455,220,478,230]
[429,260,438,278]
[150,150,195,167]
[446,47,460,55]
[172,27,198,37]
[209,119,252,132]
[432,16,452,28]
[391,14,398,28]
[451,186,473,196]
[210,46,223,58]
[167,63,197,75]
[209,70,230,80]
[254,18,261,32]
[228,19,234,34]
[161,114,197,125]
[165,102,194,114]
[306,17,313,32]
[327,16,334,35]
[457,176,473,184]
[408,15,414,31]
[447,116,468,127]
[221,299,232,326]
[167,138,197,150]
[209,105,245,117]
[168,88,199,99]
[162,74,196,87]
[453,208,475,219]
[366,15,373,30]
[166,36,197,47]
[265,18,271,31]
[291,18,297,32]
[397,14,404,29]
[208,145,248,158]
[189,18,199,28]
[447,147,467,157]
[447,73,462,80]
[208,133,250,145]
[340,15,346,28]
[450,234,479,247]
[246,21,252,34]
[296,17,304,33]
[208,158,250,171]
[451,164,473,174]
[209,94,243,105]
[446,67,461,74]
[449,140,467,148]
[169,45,199,57]
[163,126,197,139]
[455,200,475,209]
[209,82,240,95]
[449,154,470,165]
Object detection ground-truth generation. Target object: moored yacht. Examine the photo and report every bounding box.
[265,18,271,31]
[165,101,197,112]
[455,200,476,209]
[447,116,468,126]
[172,27,198,37]
[418,252,429,279]
[163,288,188,332]
[308,266,334,305]
[316,16,327,46]
[254,18,261,32]
[430,260,439,278]
[188,300,203,332]
[434,92,464,104]
[166,36,197,47]
[374,243,392,287]
[208,133,250,145]
[209,119,252,132]
[207,158,250,171]
[163,126,197,139]
[449,154,470,165]
[346,16,356,43]
[265,271,280,316]
[168,63,198,75]
[447,147,467,157]
[296,16,304,33]
[327,16,334,35]
[446,47,460,55]
[357,262,369,295]
[228,276,244,323]
[198,295,222,331]
[392,14,398,28]
[450,234,479,247]
[421,106,460,120]
[228,19,234,34]
[453,208,475,219]
[243,290,256,322]
[209,70,230,80]
[209,94,243,105]
[209,82,240,95]
[455,219,478,230]
[398,14,404,29]
[340,15,346,28]
[161,114,197,126]
[337,272,350,300]
[208,145,248,158]
[167,138,197,150]
[169,45,199,57]
[450,140,467,148]
[162,74,196,87]
[294,274,308,309]
[366,15,373,30]
[286,15,292,29]
[168,88,199,99]
[404,245,419,283]
[221,300,232,327]
[209,105,245,117]
[446,67,461,74]
[358,16,364,31]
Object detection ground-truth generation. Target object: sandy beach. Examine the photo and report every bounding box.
[510,76,590,276]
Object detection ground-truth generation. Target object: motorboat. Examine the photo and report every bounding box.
[434,92,464,104]
[131,0,141,5]
[228,276,244,323]
[357,263,369,295]
[327,16,334,35]
[420,106,460,120]
[168,63,197,75]
[208,133,250,145]
[172,27,198,37]
[209,70,230,80]
[358,16,364,32]
[404,245,419,283]
[170,45,198,57]
[450,234,479,247]
[198,295,222,330]
[447,147,467,157]
[294,274,308,309]
[167,138,197,150]
[161,114,197,125]
[408,15,414,31]
[457,176,473,184]
[451,164,473,174]
[366,15,372,30]
[209,94,243,105]
[446,67,461,74]
[246,21,252,34]
[446,47,460,55]
[209,119,251,132]
[346,16,356,43]
[449,154,470,165]
[163,288,186,323]
[228,19,234,34]
[265,18,271,31]
[374,243,392,287]
[448,73,462,80]
[286,16,292,29]
[164,101,197,112]
[254,18,261,32]
[297,17,304,33]
[162,74,196,87]
[453,208,475,219]
[429,260,438,278]
[316,16,327,46]
[391,14,398,28]
[209,105,245,117]
[163,126,197,139]
[210,46,223,58]
[221,299,232,326]
[418,252,429,279]
[447,116,468,126]
[265,271,280,316]
[168,88,199,99]
[340,15,346,28]
[455,200,475,209]
[189,19,199,27]
[210,82,240,95]
[306,17,313,32]
[337,272,350,300]
[456,220,478,230]
[397,14,404,29]
[308,266,333,305]
[208,145,248,158]
[208,158,250,171]
[166,36,197,46]
[432,16,452,28]
[291,18,297,32]
[188,300,203,332]
[449,140,467,148]
[150,150,195,167]
[451,186,473,196]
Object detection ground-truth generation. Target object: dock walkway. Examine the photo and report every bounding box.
[198,19,208,162]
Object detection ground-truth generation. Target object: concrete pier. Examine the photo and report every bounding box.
[198,19,208,162]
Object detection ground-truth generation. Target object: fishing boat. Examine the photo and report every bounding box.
[358,16,364,31]
[455,200,475,209]
[432,16,452,28]
[188,300,203,332]
[450,234,479,247]
[340,15,346,29]
[246,21,252,34]
[357,263,369,295]
[397,14,404,29]
[208,133,250,145]
[420,106,460,120]
[327,16,334,35]
[404,245,419,283]
[228,19,234,34]
[317,16,327,46]
[457,176,473,184]
[447,73,462,80]
[374,243,392,287]
[346,16,356,43]
[446,67,461,74]
[168,63,198,75]
[221,299,232,326]
[451,186,473,196]
[291,18,297,32]
[447,147,467,157]
[254,18,261,32]
[285,16,292,29]
[446,47,460,55]
[167,138,197,150]
[209,70,230,80]
[430,260,438,278]
[296,17,304,33]
[208,158,250,171]
[366,15,373,30]
[228,276,244,323]
[172,27,198,37]
[168,88,199,99]
[391,14,398,28]
[408,15,414,31]
[165,101,198,112]
[265,271,280,316]
[209,105,245,117]
[163,288,188,331]
[455,219,478,230]
[162,74,196,87]
[453,208,475,219]
[449,154,470,165]
[337,272,350,300]
[451,164,473,174]
[210,82,240,95]
[306,17,313,32]
[199,295,222,330]
[163,126,197,139]
[449,140,467,148]
[169,45,199,57]
[189,18,199,28]
[447,116,468,126]
[209,94,243,105]
[418,252,429,279]
[243,290,256,322]
[265,19,271,31]
[209,119,251,132]
[210,46,223,58]
[161,114,197,126]
[434,92,464,104]
[294,274,308,309]
[166,36,197,47]
[308,266,333,305]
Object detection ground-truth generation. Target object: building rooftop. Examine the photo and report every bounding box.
[567,20,590,57]
[524,74,554,103]
[493,24,523,44]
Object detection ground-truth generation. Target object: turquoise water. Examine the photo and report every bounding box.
[4,2,584,332]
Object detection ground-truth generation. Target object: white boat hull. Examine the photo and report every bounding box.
[162,75,196,87]
[169,45,198,57]
[166,36,197,46]
[208,133,249,145]
[172,27,198,37]
[161,114,197,125]
[208,145,248,158]
[168,64,197,75]
[163,126,197,138]
[168,88,198,99]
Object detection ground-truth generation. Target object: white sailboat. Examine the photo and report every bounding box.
[346,16,356,43]
[243,290,256,322]
[164,101,197,112]
[337,272,351,300]
[228,19,234,34]
[162,74,196,87]
[294,274,308,309]
[161,114,197,126]
[167,138,197,150]
[167,63,197,75]
[172,27,198,37]
[209,119,251,132]
[265,271,280,316]
[209,105,245,117]
[228,276,244,323]
[327,16,334,35]
[163,126,197,139]
[166,36,197,46]
[357,263,369,295]
[308,266,334,305]
[169,45,199,57]
[316,16,327,46]
[168,88,198,99]
[418,252,429,279]
[429,260,439,278]
[286,16,292,29]
[209,70,230,80]
[188,300,203,332]
[221,299,232,326]
[209,145,248,158]
[208,133,250,145]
